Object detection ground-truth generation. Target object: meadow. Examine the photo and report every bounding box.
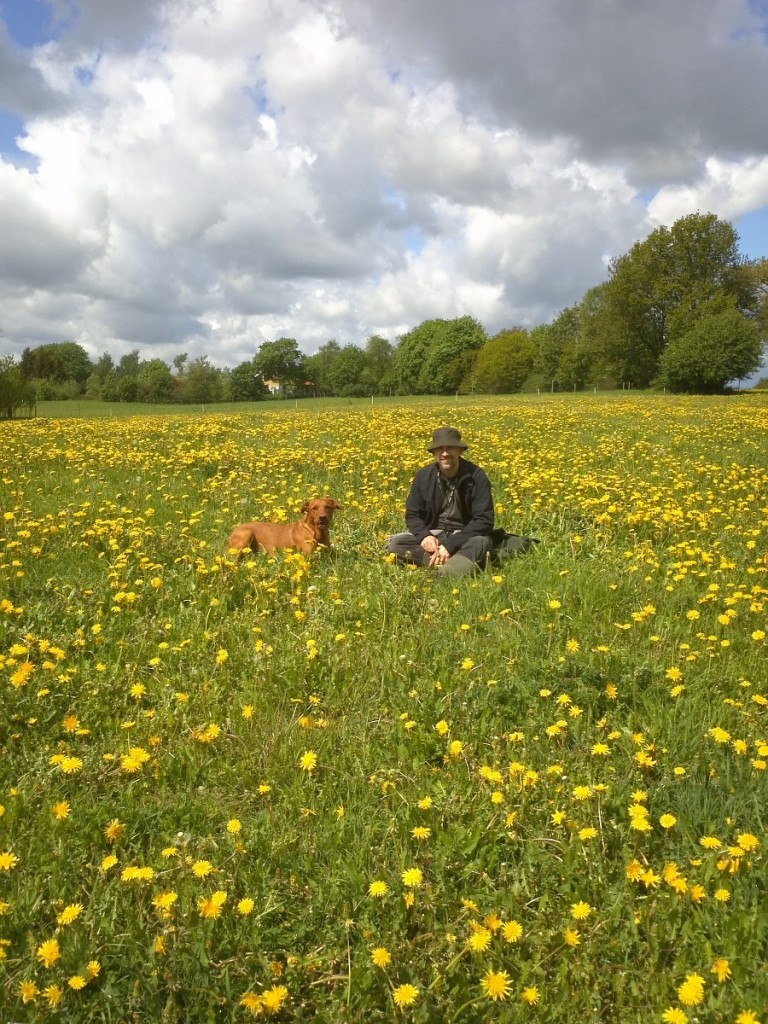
[0,393,766,1023]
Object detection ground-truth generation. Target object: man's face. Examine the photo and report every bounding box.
[433,445,461,478]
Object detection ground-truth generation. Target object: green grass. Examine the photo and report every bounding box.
[0,393,766,1022]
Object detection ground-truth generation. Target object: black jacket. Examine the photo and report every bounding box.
[404,458,494,556]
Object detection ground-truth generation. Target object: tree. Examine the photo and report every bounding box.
[601,213,752,386]
[362,335,393,394]
[0,355,34,418]
[229,360,269,401]
[304,341,341,396]
[393,317,486,395]
[180,356,223,403]
[18,341,93,394]
[417,316,486,394]
[473,329,535,393]
[393,321,440,394]
[136,358,175,402]
[253,338,306,394]
[657,296,762,393]
[94,352,115,382]
[531,306,591,389]
[326,344,368,396]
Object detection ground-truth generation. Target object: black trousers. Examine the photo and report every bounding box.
[385,529,493,568]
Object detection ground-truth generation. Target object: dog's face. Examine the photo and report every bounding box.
[301,497,341,527]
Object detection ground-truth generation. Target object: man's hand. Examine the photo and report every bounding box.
[427,544,450,567]
[420,534,449,566]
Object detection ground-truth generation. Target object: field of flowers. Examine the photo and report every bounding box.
[0,393,766,1023]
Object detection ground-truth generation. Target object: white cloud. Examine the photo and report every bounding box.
[648,156,768,225]
[0,0,766,363]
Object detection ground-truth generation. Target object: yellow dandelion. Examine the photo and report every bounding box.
[711,957,731,983]
[42,984,63,1008]
[260,984,288,1013]
[677,973,705,1006]
[467,926,492,953]
[502,920,523,943]
[563,927,581,946]
[393,983,418,1007]
[57,903,83,926]
[481,969,512,1002]
[371,946,391,968]
[401,867,423,888]
[661,1009,688,1024]
[36,938,61,968]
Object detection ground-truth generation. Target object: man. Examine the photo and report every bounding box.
[385,426,495,576]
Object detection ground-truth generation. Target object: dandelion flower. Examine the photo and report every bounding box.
[714,888,730,902]
[240,992,263,1015]
[521,986,539,1004]
[502,920,523,943]
[371,946,391,968]
[0,851,19,872]
[411,826,431,840]
[57,903,83,926]
[369,880,388,898]
[226,819,242,834]
[711,958,731,983]
[104,819,125,843]
[481,969,512,1002]
[563,928,580,946]
[660,814,677,829]
[42,984,63,1008]
[68,975,87,991]
[52,801,70,820]
[467,926,492,952]
[393,983,418,1007]
[677,973,705,1007]
[261,984,288,1013]
[736,832,759,852]
[299,750,317,772]
[401,867,423,888]
[661,1009,687,1024]
[237,898,255,916]
[191,859,214,878]
[735,1011,760,1024]
[20,980,39,1004]
[198,890,227,919]
[571,901,592,920]
[36,938,61,968]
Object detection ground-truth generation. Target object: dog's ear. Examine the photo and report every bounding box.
[301,501,310,514]
[330,499,341,511]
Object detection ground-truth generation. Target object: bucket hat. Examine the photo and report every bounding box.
[427,426,467,452]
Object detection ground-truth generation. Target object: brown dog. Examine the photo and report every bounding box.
[227,497,340,556]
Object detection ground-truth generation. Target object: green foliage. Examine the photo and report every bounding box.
[253,338,306,393]
[658,300,763,392]
[0,355,35,417]
[229,361,269,402]
[601,213,750,386]
[394,317,486,394]
[472,329,534,393]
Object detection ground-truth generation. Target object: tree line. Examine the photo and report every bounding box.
[1,213,766,416]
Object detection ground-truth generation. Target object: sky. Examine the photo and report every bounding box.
[1,0,767,371]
